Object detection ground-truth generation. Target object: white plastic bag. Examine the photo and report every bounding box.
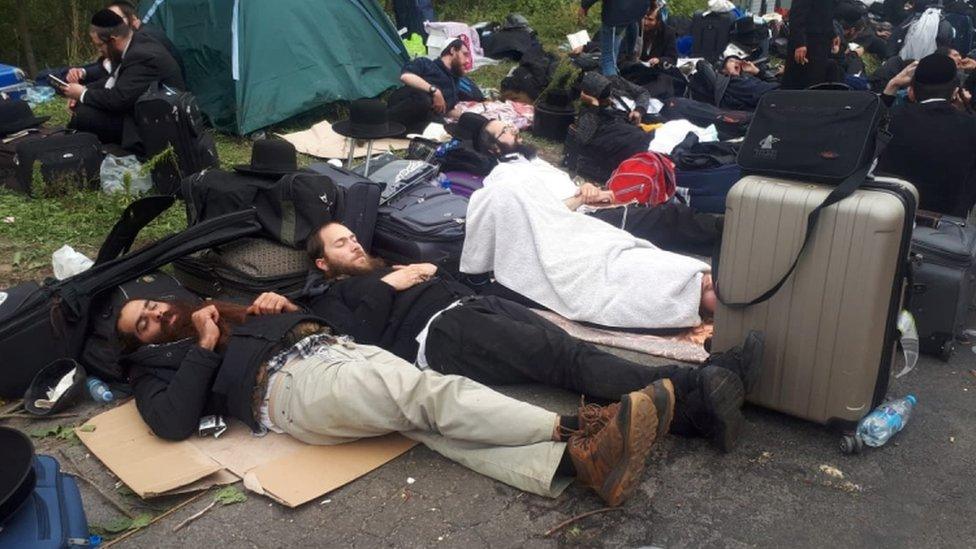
[52,245,94,280]
[100,154,153,194]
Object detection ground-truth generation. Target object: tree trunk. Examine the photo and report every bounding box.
[68,0,81,64]
[16,0,38,77]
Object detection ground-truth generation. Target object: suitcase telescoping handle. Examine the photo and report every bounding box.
[713,130,892,309]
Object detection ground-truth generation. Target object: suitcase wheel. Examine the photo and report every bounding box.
[939,339,955,363]
[840,434,863,455]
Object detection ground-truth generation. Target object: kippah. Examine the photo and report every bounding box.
[91,9,124,28]
[914,53,957,85]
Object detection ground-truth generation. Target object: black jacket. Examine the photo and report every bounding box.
[877,99,976,216]
[123,313,320,441]
[80,25,182,85]
[306,269,473,362]
[789,0,838,46]
[81,30,185,150]
[639,25,678,64]
[582,0,651,27]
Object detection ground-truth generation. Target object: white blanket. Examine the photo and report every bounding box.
[461,178,709,329]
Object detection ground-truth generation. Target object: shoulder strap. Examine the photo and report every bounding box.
[95,195,176,265]
[714,130,891,309]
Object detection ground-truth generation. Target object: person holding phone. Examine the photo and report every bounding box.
[61,9,184,152]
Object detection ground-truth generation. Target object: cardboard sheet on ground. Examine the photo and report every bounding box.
[277,121,409,159]
[77,401,416,507]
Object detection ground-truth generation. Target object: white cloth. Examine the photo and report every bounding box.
[461,177,709,329]
[415,300,463,369]
[649,120,719,155]
[900,8,942,61]
[485,156,580,202]
[706,0,736,14]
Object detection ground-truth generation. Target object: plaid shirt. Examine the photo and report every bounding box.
[264,332,352,377]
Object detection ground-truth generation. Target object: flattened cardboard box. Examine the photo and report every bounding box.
[77,401,416,507]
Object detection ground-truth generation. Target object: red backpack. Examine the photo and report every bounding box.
[606,152,676,206]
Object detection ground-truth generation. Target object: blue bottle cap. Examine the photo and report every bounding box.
[906,394,917,405]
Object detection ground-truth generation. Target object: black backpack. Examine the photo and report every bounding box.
[501,52,559,101]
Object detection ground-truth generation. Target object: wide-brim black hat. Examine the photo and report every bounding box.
[0,99,49,137]
[333,98,406,139]
[445,112,492,151]
[234,138,299,177]
[23,359,87,417]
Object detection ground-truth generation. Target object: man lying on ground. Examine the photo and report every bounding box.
[116,296,669,506]
[387,38,484,135]
[295,222,764,452]
[450,112,722,257]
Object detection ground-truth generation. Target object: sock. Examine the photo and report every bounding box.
[559,415,579,433]
[556,451,577,477]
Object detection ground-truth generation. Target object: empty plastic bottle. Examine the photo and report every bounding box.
[86,377,114,403]
[856,394,917,448]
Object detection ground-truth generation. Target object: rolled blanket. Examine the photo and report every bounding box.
[461,177,709,329]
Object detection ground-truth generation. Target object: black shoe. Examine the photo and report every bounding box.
[705,331,765,394]
[698,366,745,453]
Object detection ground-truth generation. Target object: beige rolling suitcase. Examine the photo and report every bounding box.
[712,175,917,428]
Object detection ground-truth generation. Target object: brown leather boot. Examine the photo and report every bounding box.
[568,391,658,507]
[640,379,676,440]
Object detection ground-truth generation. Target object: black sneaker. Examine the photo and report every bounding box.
[705,331,765,394]
[698,366,745,453]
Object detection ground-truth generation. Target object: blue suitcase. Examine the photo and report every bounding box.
[0,64,30,100]
[675,164,742,214]
[0,455,90,548]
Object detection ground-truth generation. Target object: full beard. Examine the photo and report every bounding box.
[159,300,251,351]
[451,57,466,77]
[325,252,387,280]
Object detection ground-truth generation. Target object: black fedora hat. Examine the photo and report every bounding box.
[234,138,299,177]
[731,17,768,47]
[445,112,492,152]
[0,98,49,137]
[333,99,406,140]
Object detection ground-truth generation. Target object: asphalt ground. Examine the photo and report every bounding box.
[11,340,974,548]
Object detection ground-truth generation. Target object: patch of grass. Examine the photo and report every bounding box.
[436,0,585,48]
[468,61,517,92]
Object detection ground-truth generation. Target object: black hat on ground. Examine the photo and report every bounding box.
[234,138,299,177]
[333,99,406,140]
[0,99,50,137]
[914,53,958,85]
[23,359,87,417]
[446,112,492,152]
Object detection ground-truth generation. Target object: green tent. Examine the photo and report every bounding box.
[138,0,409,135]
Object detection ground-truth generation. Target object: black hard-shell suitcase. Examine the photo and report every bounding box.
[307,162,384,251]
[0,455,89,548]
[174,237,309,300]
[0,128,102,196]
[0,203,260,398]
[135,85,219,194]
[373,183,467,271]
[909,216,976,360]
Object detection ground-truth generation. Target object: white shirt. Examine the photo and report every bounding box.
[80,35,133,104]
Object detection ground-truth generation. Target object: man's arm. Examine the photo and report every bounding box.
[400,62,446,114]
[78,52,158,112]
[789,0,811,47]
[307,278,398,343]
[131,346,221,441]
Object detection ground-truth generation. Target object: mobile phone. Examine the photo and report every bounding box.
[48,74,69,89]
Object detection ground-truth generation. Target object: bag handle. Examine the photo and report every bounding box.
[714,129,891,308]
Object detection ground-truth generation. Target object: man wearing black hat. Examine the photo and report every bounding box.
[60,8,184,152]
[877,53,976,216]
[387,39,484,135]
[781,0,836,90]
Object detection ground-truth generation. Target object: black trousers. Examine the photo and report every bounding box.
[69,104,123,146]
[424,296,698,417]
[387,86,434,135]
[781,34,833,91]
[587,202,722,257]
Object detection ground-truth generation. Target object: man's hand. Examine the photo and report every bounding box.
[647,57,661,67]
[577,7,588,24]
[381,263,437,291]
[884,61,918,95]
[66,68,85,84]
[794,46,808,65]
[877,30,892,40]
[247,292,299,316]
[741,61,760,76]
[952,87,973,112]
[628,110,643,125]
[192,305,222,351]
[959,57,976,71]
[62,83,85,101]
[432,90,447,114]
[66,99,77,111]
[579,183,601,203]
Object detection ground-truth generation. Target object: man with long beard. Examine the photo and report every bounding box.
[386,38,484,135]
[296,221,765,454]
[115,296,673,506]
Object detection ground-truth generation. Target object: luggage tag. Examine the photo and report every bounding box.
[895,310,919,378]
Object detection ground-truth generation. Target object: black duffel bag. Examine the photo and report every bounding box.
[716,90,892,309]
[183,170,341,249]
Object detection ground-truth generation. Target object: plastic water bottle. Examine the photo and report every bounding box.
[856,394,917,448]
[86,377,114,403]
